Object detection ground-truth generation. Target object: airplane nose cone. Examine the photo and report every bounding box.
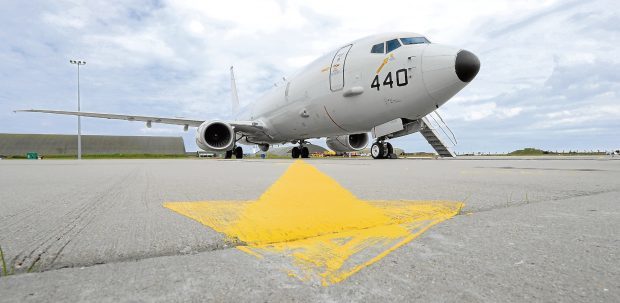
[421,45,478,106]
[455,50,480,82]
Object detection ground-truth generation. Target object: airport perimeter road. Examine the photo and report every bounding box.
[1,158,618,302]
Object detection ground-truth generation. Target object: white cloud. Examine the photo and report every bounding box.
[537,105,620,128]
[445,102,524,122]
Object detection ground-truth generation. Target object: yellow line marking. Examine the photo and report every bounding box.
[164,160,462,286]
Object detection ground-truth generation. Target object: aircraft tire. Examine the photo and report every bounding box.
[385,142,394,158]
[371,142,384,159]
[224,150,233,159]
[234,146,243,159]
[301,147,310,158]
[291,147,301,159]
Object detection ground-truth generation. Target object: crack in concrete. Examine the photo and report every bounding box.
[2,241,244,278]
[459,189,619,215]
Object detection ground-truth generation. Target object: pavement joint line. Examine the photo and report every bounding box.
[3,207,463,278]
[1,242,245,278]
[2,209,464,279]
[457,189,620,216]
[474,166,610,172]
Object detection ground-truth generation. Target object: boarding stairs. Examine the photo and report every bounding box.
[420,111,457,158]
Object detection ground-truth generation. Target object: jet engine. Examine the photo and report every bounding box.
[195,120,235,151]
[326,133,369,152]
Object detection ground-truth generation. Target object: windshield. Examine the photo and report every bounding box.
[386,39,401,53]
[400,37,430,45]
[371,43,385,54]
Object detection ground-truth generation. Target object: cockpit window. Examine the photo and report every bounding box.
[386,39,401,53]
[400,37,431,45]
[371,43,385,54]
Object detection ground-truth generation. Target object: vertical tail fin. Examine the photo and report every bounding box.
[230,66,239,116]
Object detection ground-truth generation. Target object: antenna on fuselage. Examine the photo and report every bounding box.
[230,66,239,116]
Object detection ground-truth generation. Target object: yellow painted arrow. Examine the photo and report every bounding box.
[164,160,462,286]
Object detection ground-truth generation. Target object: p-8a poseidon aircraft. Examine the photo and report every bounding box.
[18,32,480,159]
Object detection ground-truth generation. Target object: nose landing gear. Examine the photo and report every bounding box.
[371,141,394,159]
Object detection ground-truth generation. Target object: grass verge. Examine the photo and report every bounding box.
[0,245,7,277]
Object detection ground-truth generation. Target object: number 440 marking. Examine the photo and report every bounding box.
[371,69,408,91]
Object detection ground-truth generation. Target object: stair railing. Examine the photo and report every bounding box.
[425,111,457,147]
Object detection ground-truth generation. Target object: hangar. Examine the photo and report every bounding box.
[0,133,186,157]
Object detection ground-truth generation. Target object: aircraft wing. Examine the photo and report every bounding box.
[15,109,265,133]
[16,109,204,127]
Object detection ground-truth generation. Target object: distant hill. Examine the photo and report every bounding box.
[508,148,549,155]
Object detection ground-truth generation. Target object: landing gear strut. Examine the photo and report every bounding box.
[291,141,310,159]
[371,141,394,159]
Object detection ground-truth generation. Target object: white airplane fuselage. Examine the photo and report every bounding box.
[237,32,478,145]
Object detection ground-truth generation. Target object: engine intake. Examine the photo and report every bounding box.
[195,121,234,151]
[326,133,369,152]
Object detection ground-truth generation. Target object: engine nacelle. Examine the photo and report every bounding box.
[195,121,234,151]
[326,133,369,152]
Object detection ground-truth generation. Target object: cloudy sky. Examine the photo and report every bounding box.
[1,0,618,153]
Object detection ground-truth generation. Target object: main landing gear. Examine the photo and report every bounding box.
[224,146,243,159]
[371,141,394,159]
[291,141,310,159]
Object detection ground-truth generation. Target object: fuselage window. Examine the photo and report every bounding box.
[386,39,401,53]
[371,43,385,54]
[400,37,431,45]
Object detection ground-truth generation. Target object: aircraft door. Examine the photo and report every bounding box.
[330,44,352,91]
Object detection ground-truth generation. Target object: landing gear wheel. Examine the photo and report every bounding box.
[291,146,301,159]
[234,146,243,159]
[301,146,310,158]
[371,142,385,159]
[224,150,233,159]
[385,142,394,158]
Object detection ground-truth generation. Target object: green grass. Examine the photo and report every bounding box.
[0,245,8,277]
[403,152,436,157]
[507,148,606,156]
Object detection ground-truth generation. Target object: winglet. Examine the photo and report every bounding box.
[230,66,239,116]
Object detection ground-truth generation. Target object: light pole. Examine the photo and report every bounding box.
[69,60,86,160]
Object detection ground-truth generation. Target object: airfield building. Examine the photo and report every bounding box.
[0,133,186,156]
